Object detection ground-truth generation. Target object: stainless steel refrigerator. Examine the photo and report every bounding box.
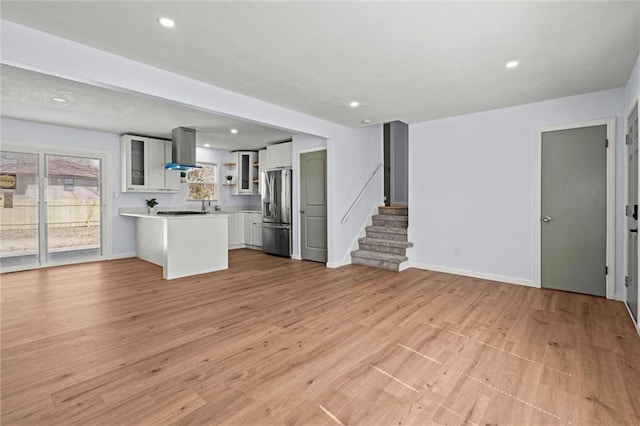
[262,169,292,257]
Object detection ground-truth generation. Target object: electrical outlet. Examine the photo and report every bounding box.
[454,247,460,256]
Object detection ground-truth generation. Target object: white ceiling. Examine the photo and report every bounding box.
[1,1,639,130]
[0,65,293,150]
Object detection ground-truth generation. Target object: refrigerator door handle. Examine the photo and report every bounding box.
[263,223,290,230]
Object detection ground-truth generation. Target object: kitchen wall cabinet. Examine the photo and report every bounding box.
[266,142,292,169]
[232,151,258,195]
[258,149,267,195]
[121,135,180,192]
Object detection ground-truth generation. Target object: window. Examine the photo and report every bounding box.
[187,163,217,201]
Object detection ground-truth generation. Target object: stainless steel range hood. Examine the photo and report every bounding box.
[165,127,198,170]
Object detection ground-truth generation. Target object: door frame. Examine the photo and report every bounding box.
[296,147,327,262]
[1,142,111,272]
[623,96,640,333]
[533,118,616,299]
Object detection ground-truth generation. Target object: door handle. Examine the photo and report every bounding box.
[542,216,552,223]
[300,209,305,213]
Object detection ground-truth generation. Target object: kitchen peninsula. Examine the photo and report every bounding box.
[120,210,228,279]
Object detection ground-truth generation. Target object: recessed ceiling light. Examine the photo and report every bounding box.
[157,17,175,28]
[52,97,67,103]
[362,119,371,124]
[350,101,360,108]
[505,60,519,69]
[204,144,210,148]
[230,129,238,134]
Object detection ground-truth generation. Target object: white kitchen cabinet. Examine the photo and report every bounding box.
[122,135,148,191]
[227,214,234,247]
[258,149,266,195]
[228,212,261,249]
[266,142,292,169]
[244,213,253,245]
[230,212,245,247]
[243,212,263,248]
[232,151,258,195]
[121,135,180,192]
[251,213,262,247]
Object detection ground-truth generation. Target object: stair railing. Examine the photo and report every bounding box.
[341,163,383,224]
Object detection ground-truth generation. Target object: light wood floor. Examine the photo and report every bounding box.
[2,249,639,425]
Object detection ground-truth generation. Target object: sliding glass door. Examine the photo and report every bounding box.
[45,154,102,263]
[0,149,104,271]
[0,151,40,268]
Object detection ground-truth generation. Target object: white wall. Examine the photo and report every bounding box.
[1,118,263,257]
[1,21,385,268]
[327,125,384,266]
[409,88,626,296]
[624,54,640,115]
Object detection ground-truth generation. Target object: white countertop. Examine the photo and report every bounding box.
[119,207,260,218]
[120,211,229,219]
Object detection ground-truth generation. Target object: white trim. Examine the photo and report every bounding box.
[624,302,640,335]
[412,262,536,288]
[534,118,616,299]
[108,252,136,260]
[326,259,349,269]
[1,142,112,269]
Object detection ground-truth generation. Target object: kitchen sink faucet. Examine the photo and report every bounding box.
[202,196,211,212]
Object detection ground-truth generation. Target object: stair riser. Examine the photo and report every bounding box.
[366,231,408,242]
[358,238,413,249]
[359,243,407,255]
[372,217,408,228]
[378,207,408,216]
[352,257,400,271]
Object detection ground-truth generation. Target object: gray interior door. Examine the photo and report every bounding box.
[383,121,409,206]
[541,125,607,297]
[383,123,391,206]
[627,104,639,321]
[300,150,327,263]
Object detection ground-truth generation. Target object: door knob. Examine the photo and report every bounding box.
[542,216,552,223]
[300,209,305,213]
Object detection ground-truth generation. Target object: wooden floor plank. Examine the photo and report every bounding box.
[2,249,639,425]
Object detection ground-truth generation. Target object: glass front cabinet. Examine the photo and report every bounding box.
[233,151,258,195]
[121,134,180,192]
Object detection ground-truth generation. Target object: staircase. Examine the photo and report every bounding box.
[351,206,412,271]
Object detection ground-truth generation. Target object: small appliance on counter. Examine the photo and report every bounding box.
[262,169,292,257]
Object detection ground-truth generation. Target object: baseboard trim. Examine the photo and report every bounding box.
[108,253,136,260]
[327,257,351,269]
[411,263,537,288]
[624,302,640,336]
